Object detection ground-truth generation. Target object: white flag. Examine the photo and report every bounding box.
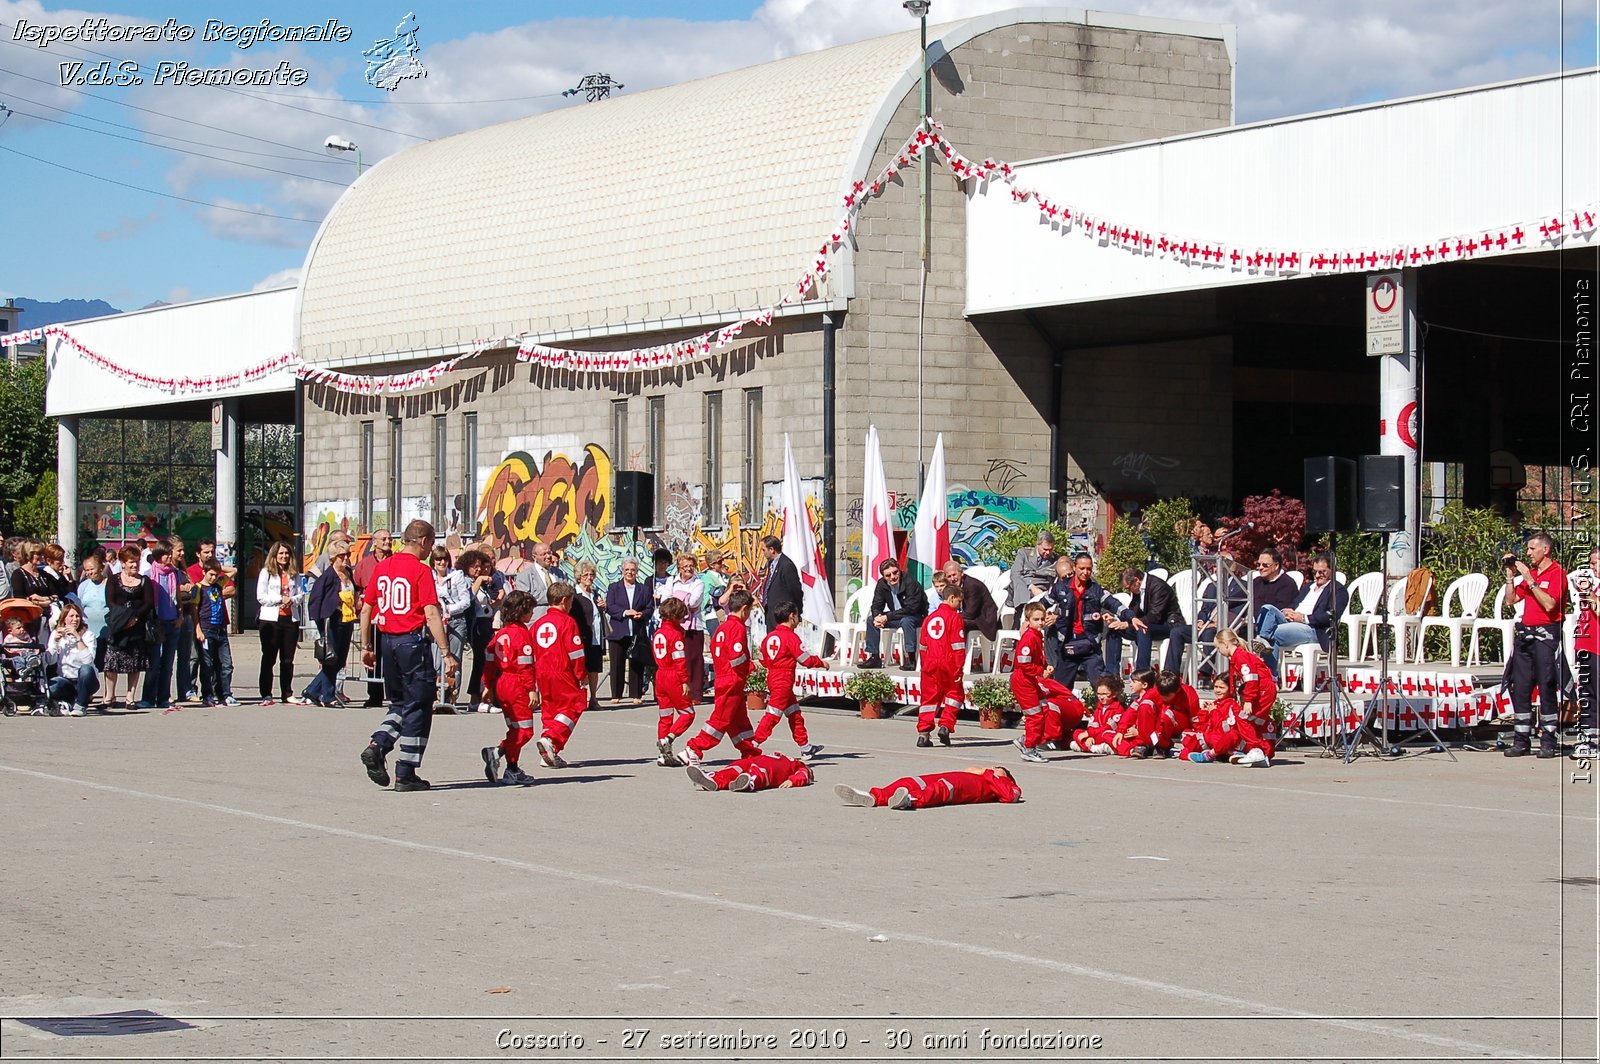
[781,434,835,627]
[861,425,895,583]
[906,433,949,585]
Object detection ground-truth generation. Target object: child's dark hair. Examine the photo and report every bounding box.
[1131,667,1158,689]
[1095,674,1125,700]
[546,581,575,606]
[499,590,535,625]
[1155,670,1183,697]
[726,589,753,614]
[658,597,688,622]
[202,558,222,573]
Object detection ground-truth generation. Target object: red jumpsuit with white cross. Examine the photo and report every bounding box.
[532,608,587,754]
[1228,647,1279,757]
[752,625,824,746]
[687,614,761,759]
[917,602,967,734]
[1072,696,1127,751]
[1010,626,1082,748]
[652,617,695,741]
[483,621,537,766]
[706,752,813,791]
[869,768,1024,808]
[1180,695,1250,759]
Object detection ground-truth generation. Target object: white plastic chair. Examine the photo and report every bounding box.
[992,629,1022,673]
[820,585,873,665]
[1417,574,1489,666]
[1339,572,1384,662]
[1362,577,1431,662]
[1287,570,1305,590]
[1468,584,1518,666]
[1147,566,1169,582]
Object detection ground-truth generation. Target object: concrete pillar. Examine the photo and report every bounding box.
[1379,268,1421,574]
[215,399,240,570]
[57,416,78,566]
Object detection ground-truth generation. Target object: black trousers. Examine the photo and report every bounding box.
[467,616,493,701]
[608,638,645,699]
[368,629,436,774]
[257,619,299,700]
[1509,624,1562,735]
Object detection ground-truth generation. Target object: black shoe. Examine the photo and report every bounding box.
[1537,732,1559,759]
[1130,745,1151,759]
[1504,737,1532,758]
[393,774,432,792]
[862,656,883,670]
[360,744,391,787]
[916,732,933,748]
[936,726,951,747]
[901,658,917,672]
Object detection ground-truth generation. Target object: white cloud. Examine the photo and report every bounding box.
[94,210,160,241]
[252,266,301,291]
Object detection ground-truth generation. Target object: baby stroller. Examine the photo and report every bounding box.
[1,640,51,716]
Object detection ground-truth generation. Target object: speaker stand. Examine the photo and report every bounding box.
[1280,534,1361,756]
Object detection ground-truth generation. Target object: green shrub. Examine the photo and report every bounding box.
[15,471,57,539]
[966,674,1017,712]
[745,665,768,696]
[982,521,1073,567]
[1096,515,1147,587]
[843,670,897,703]
[1139,497,1197,573]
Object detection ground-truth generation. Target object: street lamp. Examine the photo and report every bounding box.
[324,135,362,176]
[904,0,931,489]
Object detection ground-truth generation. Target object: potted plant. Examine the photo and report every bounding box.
[844,670,897,719]
[967,675,1016,729]
[745,666,769,713]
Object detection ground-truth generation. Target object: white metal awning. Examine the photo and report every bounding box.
[967,68,1599,314]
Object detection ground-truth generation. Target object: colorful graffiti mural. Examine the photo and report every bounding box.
[889,487,1050,567]
[478,445,612,554]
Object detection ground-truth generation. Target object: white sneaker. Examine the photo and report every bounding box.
[481,745,503,783]
[681,747,703,768]
[535,736,558,768]
[686,765,717,791]
[1235,747,1270,767]
[477,702,495,714]
[1019,747,1047,763]
[67,705,84,717]
[886,786,917,810]
[798,743,824,760]
[728,772,755,792]
[834,784,875,807]
[1091,742,1114,755]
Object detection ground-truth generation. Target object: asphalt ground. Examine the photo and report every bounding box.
[1,644,1596,1063]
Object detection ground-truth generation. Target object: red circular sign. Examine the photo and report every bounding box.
[1371,278,1398,314]
[1397,401,1419,449]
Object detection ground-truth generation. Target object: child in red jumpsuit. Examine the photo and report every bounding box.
[751,602,826,759]
[1010,602,1084,761]
[652,597,695,765]
[1153,670,1199,759]
[835,766,1024,810]
[480,591,539,786]
[687,752,813,792]
[1215,628,1277,766]
[1112,668,1163,757]
[531,582,588,769]
[1071,674,1127,754]
[917,585,967,747]
[684,589,762,766]
[1180,674,1246,762]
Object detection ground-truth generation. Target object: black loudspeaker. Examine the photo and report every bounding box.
[1304,457,1357,533]
[1360,455,1405,532]
[614,471,655,529]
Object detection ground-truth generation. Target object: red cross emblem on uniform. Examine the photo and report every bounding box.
[928,617,945,640]
[536,624,557,648]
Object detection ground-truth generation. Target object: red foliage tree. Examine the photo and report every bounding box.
[1218,490,1306,564]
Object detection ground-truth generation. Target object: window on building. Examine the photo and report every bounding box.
[704,392,722,525]
[1421,461,1466,524]
[359,421,374,530]
[433,414,448,528]
[389,418,403,529]
[611,399,628,473]
[462,412,478,535]
[647,396,666,522]
[743,388,762,520]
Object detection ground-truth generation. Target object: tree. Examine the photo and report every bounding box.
[15,471,57,538]
[0,360,56,525]
[1096,514,1148,587]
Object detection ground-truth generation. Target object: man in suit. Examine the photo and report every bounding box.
[1104,566,1185,675]
[1252,552,1349,674]
[862,559,928,671]
[1046,552,1106,686]
[943,558,999,645]
[603,558,653,702]
[513,540,561,618]
[760,535,803,629]
[1010,531,1058,609]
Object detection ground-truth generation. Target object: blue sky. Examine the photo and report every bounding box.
[1,0,1596,312]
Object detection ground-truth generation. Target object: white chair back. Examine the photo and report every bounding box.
[1445,573,1489,619]
[1347,572,1384,615]
[1148,566,1169,582]
[1287,570,1305,590]
[843,585,873,624]
[1385,578,1410,617]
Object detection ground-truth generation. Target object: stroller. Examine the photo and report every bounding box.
[1,640,52,716]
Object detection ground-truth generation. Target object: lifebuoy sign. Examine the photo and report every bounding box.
[1366,271,1404,356]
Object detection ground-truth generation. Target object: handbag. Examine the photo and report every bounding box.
[145,614,166,646]
[1063,635,1098,658]
[313,637,331,664]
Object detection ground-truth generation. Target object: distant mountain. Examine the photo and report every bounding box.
[11,297,122,329]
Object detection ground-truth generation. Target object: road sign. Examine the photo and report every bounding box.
[211,401,224,451]
[1366,272,1403,356]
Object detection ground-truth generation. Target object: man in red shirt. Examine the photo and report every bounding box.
[357,521,458,791]
[1504,532,1569,758]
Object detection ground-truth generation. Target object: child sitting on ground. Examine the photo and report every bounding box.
[1071,673,1127,754]
[1010,602,1084,761]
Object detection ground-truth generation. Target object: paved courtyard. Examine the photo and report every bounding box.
[0,645,1596,1062]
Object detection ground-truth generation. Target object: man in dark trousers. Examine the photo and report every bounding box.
[357,520,459,792]
[1047,552,1106,686]
[862,559,928,670]
[1105,565,1185,675]
[760,535,802,629]
[1504,532,1568,758]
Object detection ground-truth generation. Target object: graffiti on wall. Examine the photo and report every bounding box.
[890,486,1049,566]
[477,444,613,554]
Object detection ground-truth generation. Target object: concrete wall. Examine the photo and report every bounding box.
[836,19,1233,572]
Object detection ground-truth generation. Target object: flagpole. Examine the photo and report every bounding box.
[905,0,931,495]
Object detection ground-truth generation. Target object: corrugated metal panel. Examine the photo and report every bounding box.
[296,30,925,364]
[45,288,296,417]
[967,70,1599,313]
